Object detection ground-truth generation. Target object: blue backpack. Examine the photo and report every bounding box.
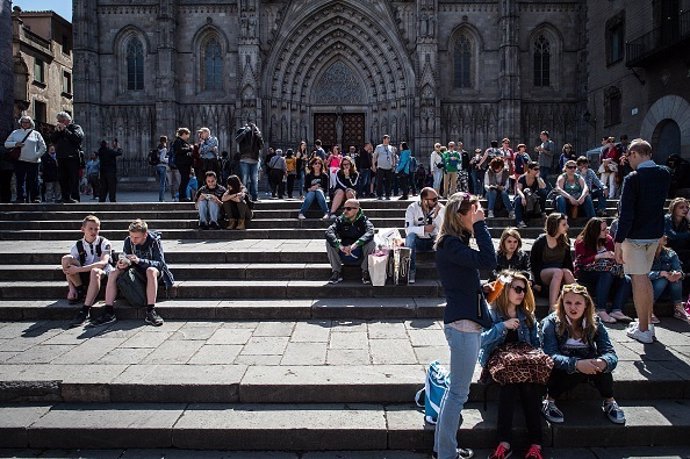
[415,360,450,424]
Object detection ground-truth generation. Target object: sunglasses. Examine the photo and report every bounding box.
[561,283,588,294]
[343,207,358,211]
[566,165,576,169]
[511,285,527,294]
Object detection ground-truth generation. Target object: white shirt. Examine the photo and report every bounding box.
[70,236,113,272]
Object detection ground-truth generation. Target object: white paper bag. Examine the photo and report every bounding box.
[368,253,389,287]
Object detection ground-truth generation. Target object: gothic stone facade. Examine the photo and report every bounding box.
[73,0,587,172]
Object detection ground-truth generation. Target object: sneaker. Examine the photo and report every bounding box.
[524,445,543,459]
[209,221,220,230]
[145,309,164,327]
[432,448,474,459]
[409,269,416,284]
[508,211,515,219]
[328,271,343,284]
[199,222,209,230]
[609,310,633,322]
[673,304,690,324]
[67,290,85,305]
[488,210,494,218]
[626,326,654,344]
[517,221,527,229]
[603,400,626,424]
[298,214,306,220]
[89,311,116,327]
[541,399,564,423]
[322,213,330,220]
[488,443,512,459]
[362,270,371,285]
[650,313,661,324]
[597,310,617,324]
[69,309,90,328]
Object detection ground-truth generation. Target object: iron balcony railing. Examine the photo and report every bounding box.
[627,9,690,67]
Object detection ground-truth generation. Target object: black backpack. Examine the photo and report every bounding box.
[148,149,160,166]
[76,237,112,266]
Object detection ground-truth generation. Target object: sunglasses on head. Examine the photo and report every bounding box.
[562,283,588,294]
[343,206,358,211]
[511,285,527,294]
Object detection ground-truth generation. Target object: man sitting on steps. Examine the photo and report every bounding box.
[325,198,376,285]
[404,187,445,284]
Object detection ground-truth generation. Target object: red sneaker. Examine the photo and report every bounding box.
[488,443,512,459]
[524,444,543,459]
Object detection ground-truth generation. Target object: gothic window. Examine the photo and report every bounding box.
[126,37,144,91]
[606,12,625,65]
[453,33,472,89]
[533,34,550,87]
[604,86,622,127]
[203,38,223,91]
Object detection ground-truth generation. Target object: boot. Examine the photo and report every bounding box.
[235,219,246,230]
[226,218,237,230]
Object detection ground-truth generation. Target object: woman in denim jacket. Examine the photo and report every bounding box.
[540,283,624,425]
[480,271,544,459]
[649,235,689,324]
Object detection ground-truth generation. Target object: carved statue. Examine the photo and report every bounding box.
[335,113,344,146]
[248,17,257,37]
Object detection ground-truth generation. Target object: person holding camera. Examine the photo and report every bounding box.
[50,111,84,203]
[195,171,227,230]
[171,128,194,202]
[404,187,445,284]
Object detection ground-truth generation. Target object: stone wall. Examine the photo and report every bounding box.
[0,0,12,138]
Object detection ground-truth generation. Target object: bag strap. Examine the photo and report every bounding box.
[20,129,33,144]
[76,240,86,267]
[414,387,425,408]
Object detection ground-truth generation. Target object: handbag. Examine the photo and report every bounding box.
[485,342,554,386]
[586,257,623,277]
[414,360,450,424]
[8,129,33,161]
[116,267,148,307]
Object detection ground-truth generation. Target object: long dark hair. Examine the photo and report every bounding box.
[226,174,244,194]
[545,213,569,247]
[577,217,604,253]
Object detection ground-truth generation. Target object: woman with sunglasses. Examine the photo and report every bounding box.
[433,192,496,459]
[480,271,544,459]
[530,213,576,309]
[328,156,359,219]
[553,160,595,219]
[574,217,632,324]
[514,161,548,228]
[540,283,625,425]
[298,157,330,220]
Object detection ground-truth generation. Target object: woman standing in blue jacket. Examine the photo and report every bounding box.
[433,192,497,459]
[480,270,544,459]
[396,142,412,200]
[540,283,625,425]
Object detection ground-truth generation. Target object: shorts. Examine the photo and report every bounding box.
[78,269,107,287]
[621,239,658,275]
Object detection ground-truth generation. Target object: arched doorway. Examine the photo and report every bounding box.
[652,119,681,165]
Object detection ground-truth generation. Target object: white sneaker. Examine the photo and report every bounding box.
[517,221,528,229]
[298,214,306,220]
[322,213,330,220]
[509,211,515,219]
[488,210,494,218]
[627,326,654,344]
[673,304,690,324]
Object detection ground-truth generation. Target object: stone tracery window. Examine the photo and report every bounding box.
[533,34,550,87]
[453,33,473,89]
[203,38,223,91]
[126,37,144,91]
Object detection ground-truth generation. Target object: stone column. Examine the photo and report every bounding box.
[156,0,177,139]
[497,0,521,141]
[0,0,12,139]
[414,0,440,164]
[237,0,262,132]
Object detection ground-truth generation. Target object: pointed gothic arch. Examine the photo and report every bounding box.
[528,24,562,91]
[113,26,150,95]
[192,25,230,95]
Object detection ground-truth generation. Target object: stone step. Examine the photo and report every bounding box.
[1,400,688,450]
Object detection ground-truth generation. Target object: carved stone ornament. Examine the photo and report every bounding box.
[313,61,365,105]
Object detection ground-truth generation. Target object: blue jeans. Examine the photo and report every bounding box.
[156,165,168,202]
[240,161,260,201]
[434,326,481,459]
[14,160,39,202]
[487,189,512,213]
[432,169,443,191]
[198,198,221,224]
[358,169,371,196]
[578,271,631,312]
[405,233,435,272]
[554,195,595,219]
[470,169,484,197]
[652,278,683,303]
[295,171,305,197]
[300,189,329,215]
[590,188,607,213]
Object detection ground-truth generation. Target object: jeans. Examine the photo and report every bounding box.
[300,189,329,215]
[156,165,168,202]
[578,271,631,312]
[167,168,181,201]
[513,190,548,224]
[554,195,595,219]
[14,160,39,202]
[376,168,394,198]
[434,326,481,459]
[432,169,443,192]
[240,161,260,201]
[652,277,683,303]
[358,169,371,197]
[471,169,484,197]
[548,369,614,400]
[325,240,376,272]
[99,171,117,202]
[295,171,305,197]
[198,198,221,224]
[487,189,512,213]
[58,156,81,202]
[590,188,607,213]
[404,233,435,272]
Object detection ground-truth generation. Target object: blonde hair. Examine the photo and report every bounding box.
[668,197,689,217]
[493,270,536,329]
[82,215,101,227]
[176,127,191,137]
[498,227,523,255]
[554,283,598,342]
[434,192,478,250]
[128,219,148,234]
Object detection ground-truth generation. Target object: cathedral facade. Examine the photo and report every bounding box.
[73,0,588,174]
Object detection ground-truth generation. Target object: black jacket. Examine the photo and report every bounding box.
[530,234,574,286]
[98,147,123,174]
[40,152,59,181]
[235,124,264,162]
[50,123,84,159]
[123,231,174,288]
[615,164,671,242]
[325,209,375,248]
[171,137,193,169]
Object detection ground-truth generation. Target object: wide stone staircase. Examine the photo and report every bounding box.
[0,199,688,455]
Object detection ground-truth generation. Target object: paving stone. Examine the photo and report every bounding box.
[220,321,259,330]
[140,341,205,365]
[233,355,282,366]
[329,332,368,350]
[413,345,450,366]
[51,338,126,364]
[0,351,20,363]
[0,405,51,447]
[41,326,103,345]
[240,365,424,403]
[172,403,387,450]
[188,345,243,365]
[326,349,371,365]
[240,337,289,355]
[367,321,408,339]
[290,321,331,342]
[406,329,446,347]
[253,321,296,337]
[139,321,185,333]
[28,403,185,448]
[97,347,155,365]
[404,319,442,330]
[330,320,368,333]
[121,331,173,349]
[280,342,327,365]
[369,339,417,365]
[6,345,75,364]
[169,323,221,341]
[26,449,124,458]
[207,329,253,345]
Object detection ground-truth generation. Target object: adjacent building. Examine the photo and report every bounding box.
[11,6,73,140]
[1,1,13,139]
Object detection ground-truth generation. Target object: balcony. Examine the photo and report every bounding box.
[626,9,690,67]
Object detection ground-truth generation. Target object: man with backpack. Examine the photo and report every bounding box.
[63,215,113,327]
[90,219,174,327]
